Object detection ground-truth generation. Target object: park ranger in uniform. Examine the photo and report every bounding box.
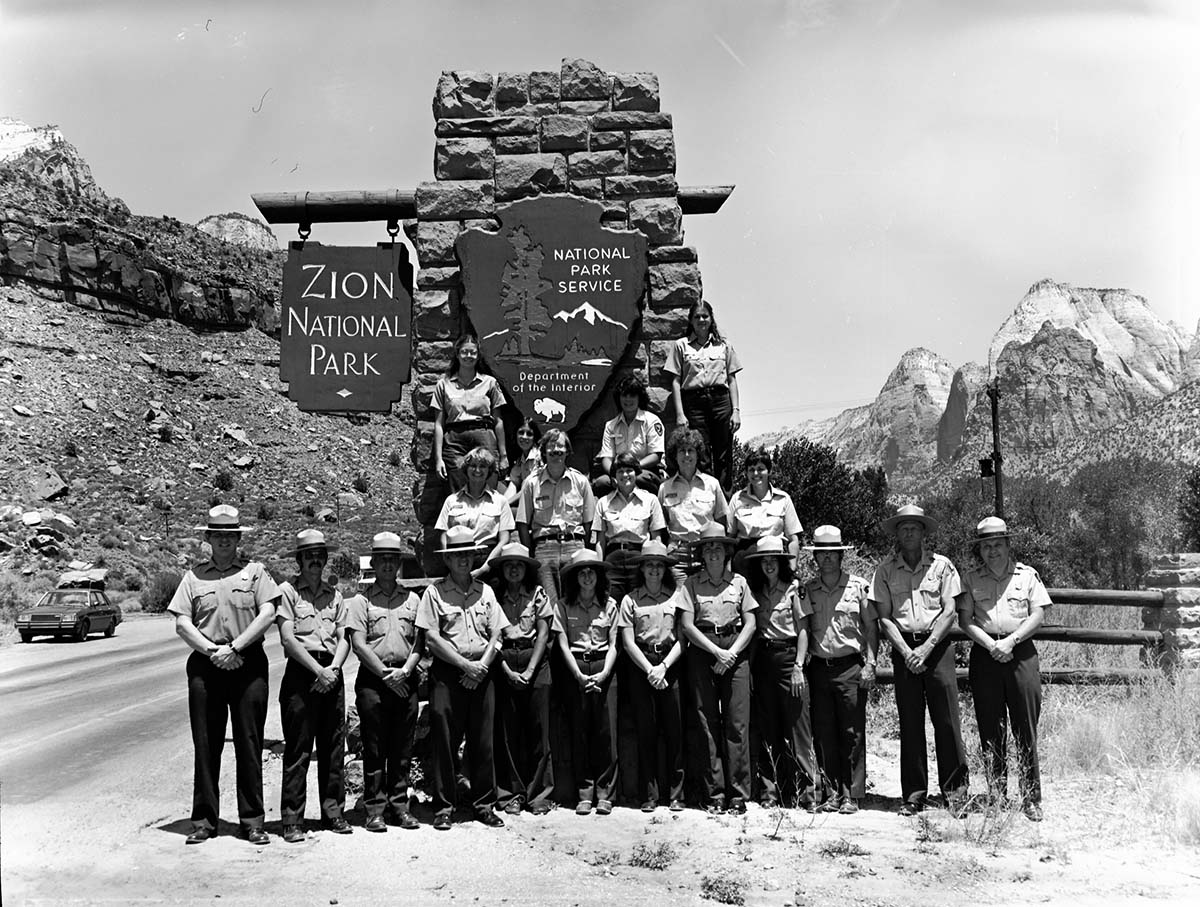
[870,504,969,816]
[956,517,1051,822]
[276,529,352,841]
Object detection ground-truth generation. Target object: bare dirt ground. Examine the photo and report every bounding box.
[3,619,1200,905]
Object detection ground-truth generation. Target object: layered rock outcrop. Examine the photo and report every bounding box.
[197,213,278,252]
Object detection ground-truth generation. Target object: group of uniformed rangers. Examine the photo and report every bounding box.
[168,302,1049,843]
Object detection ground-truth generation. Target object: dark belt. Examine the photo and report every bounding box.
[445,418,494,432]
[901,630,933,644]
[638,639,674,656]
[534,528,586,542]
[696,620,740,635]
[572,649,607,662]
[506,637,535,651]
[809,652,861,668]
[605,540,643,552]
[682,386,729,399]
[761,637,797,651]
[300,650,335,666]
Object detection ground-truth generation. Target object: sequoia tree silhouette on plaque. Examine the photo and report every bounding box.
[498,226,553,359]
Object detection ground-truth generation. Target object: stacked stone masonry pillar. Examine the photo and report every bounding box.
[1142,553,1200,671]
[404,59,705,508]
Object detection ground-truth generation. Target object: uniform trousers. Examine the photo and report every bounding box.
[968,639,1042,804]
[752,642,815,806]
[666,541,700,588]
[602,546,642,606]
[185,644,268,833]
[687,631,752,804]
[279,655,346,823]
[807,653,867,803]
[429,659,497,816]
[891,634,969,805]
[531,537,584,607]
[355,668,418,818]
[494,648,554,810]
[681,386,734,490]
[556,652,619,805]
[628,651,684,805]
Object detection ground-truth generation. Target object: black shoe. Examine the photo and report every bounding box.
[396,811,420,830]
[364,815,387,833]
[838,799,860,815]
[434,811,453,831]
[322,817,353,834]
[899,801,924,817]
[641,800,657,813]
[727,797,747,815]
[669,799,685,812]
[705,798,725,815]
[476,810,505,828]
[282,824,305,843]
[760,796,780,809]
[185,827,212,845]
[244,827,270,845]
[798,796,816,813]
[503,799,524,816]
[529,800,553,815]
[818,798,840,813]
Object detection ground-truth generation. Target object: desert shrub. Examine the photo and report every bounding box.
[0,574,29,623]
[388,449,402,468]
[141,571,181,613]
[63,439,79,457]
[352,473,370,494]
[122,572,143,592]
[329,551,358,582]
[213,468,234,491]
[157,422,175,443]
[300,503,315,518]
[100,533,123,550]
[256,499,278,522]
[700,873,746,905]
[628,842,677,870]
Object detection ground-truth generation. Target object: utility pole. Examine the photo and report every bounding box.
[986,380,1004,518]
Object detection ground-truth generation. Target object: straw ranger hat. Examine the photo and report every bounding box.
[559,547,608,580]
[287,528,338,557]
[882,503,938,535]
[195,504,253,533]
[803,525,854,552]
[437,524,489,556]
[974,517,1011,540]
[490,541,540,570]
[631,539,677,566]
[743,535,788,560]
[691,522,738,552]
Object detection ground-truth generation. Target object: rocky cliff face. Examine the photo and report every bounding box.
[197,212,278,252]
[0,119,281,333]
[936,361,986,463]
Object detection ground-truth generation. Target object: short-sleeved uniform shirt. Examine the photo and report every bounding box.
[617,588,679,651]
[754,579,812,643]
[509,448,543,494]
[499,585,553,646]
[435,488,516,543]
[658,472,729,546]
[598,409,666,461]
[344,585,420,666]
[431,373,504,423]
[277,577,345,656]
[728,486,802,540]
[870,551,962,634]
[678,571,757,630]
[553,595,619,656]
[958,561,1052,636]
[664,336,742,390]
[592,487,667,544]
[807,572,875,659]
[417,577,508,659]
[168,558,279,644]
[516,466,596,537]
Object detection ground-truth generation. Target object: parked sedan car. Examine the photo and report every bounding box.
[15,587,122,643]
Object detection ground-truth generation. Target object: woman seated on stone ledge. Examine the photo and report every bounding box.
[434,446,514,579]
[592,373,666,496]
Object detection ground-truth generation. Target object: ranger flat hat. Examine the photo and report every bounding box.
[803,525,854,551]
[490,541,540,570]
[882,504,938,535]
[437,524,488,555]
[370,531,405,554]
[691,522,738,551]
[195,504,253,533]
[974,516,1011,540]
[743,535,788,560]
[559,547,609,580]
[288,528,338,557]
[631,539,677,566]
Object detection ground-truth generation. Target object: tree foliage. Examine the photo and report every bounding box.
[1179,465,1200,550]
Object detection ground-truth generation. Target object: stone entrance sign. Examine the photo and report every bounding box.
[458,196,647,433]
[279,242,413,412]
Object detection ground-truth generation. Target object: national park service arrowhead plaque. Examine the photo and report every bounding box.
[457,196,648,434]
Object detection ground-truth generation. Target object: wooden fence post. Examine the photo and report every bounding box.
[1142,553,1200,673]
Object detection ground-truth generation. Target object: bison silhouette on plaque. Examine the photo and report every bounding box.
[457,196,648,434]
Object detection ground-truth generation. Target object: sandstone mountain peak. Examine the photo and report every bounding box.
[0,117,104,201]
[990,279,1191,397]
[196,212,279,252]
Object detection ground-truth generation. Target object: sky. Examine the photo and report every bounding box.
[2,0,1198,438]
